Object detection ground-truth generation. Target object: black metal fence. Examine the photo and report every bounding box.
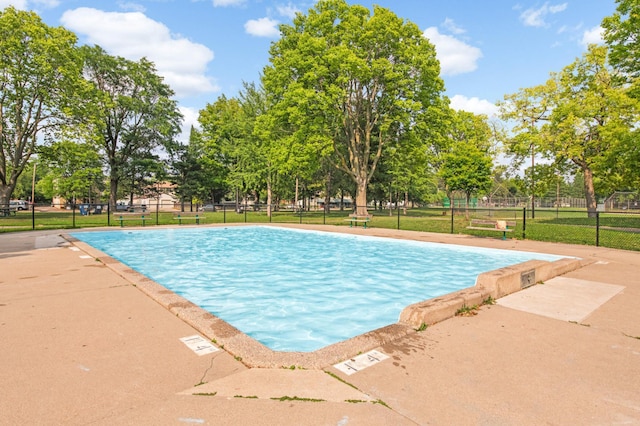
[1,202,638,252]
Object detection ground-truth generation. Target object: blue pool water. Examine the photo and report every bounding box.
[72,226,564,352]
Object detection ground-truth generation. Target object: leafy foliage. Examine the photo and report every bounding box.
[500,45,640,216]
[602,0,640,87]
[438,110,494,211]
[37,140,103,202]
[262,0,446,214]
[81,45,182,208]
[0,7,85,206]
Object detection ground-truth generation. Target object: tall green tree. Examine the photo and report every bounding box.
[0,7,85,208]
[439,145,492,212]
[602,0,640,189]
[546,45,638,215]
[262,0,445,216]
[602,0,640,87]
[120,152,165,206]
[81,45,182,210]
[198,95,245,208]
[37,140,103,204]
[498,80,556,216]
[169,127,224,209]
[501,46,638,216]
[237,82,274,210]
[438,110,494,213]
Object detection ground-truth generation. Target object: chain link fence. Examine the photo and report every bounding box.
[1,201,638,252]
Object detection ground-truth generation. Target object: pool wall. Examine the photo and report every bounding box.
[63,224,590,369]
[399,257,590,327]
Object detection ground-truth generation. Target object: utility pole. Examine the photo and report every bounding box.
[531,143,535,219]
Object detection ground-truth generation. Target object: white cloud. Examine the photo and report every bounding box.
[60,8,219,98]
[0,0,59,8]
[1,0,59,8]
[245,17,280,37]
[581,26,604,47]
[450,95,498,117]
[0,0,27,8]
[212,0,245,7]
[423,27,482,76]
[549,3,568,13]
[30,0,58,7]
[277,3,301,19]
[442,18,465,35]
[177,106,201,142]
[116,1,146,13]
[520,2,568,27]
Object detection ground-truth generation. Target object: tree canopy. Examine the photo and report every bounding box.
[37,140,103,203]
[80,45,183,209]
[500,45,639,216]
[0,7,85,207]
[438,110,494,210]
[262,0,446,215]
[602,0,640,89]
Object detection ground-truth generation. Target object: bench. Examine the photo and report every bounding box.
[173,214,205,225]
[0,207,17,217]
[467,219,516,240]
[345,215,371,229]
[114,214,148,227]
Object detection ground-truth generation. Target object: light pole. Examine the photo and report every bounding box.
[531,143,535,219]
[31,162,36,205]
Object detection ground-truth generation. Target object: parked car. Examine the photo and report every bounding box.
[126,204,147,212]
[199,204,216,212]
[9,200,27,211]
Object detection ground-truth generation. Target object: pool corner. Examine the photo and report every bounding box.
[399,256,590,329]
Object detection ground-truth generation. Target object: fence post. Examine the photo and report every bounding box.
[244,201,248,223]
[72,203,76,228]
[223,204,226,224]
[397,203,400,230]
[107,204,111,226]
[31,202,35,230]
[596,212,600,247]
[156,200,159,226]
[450,205,454,234]
[522,207,527,239]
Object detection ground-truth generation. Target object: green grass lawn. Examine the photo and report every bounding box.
[2,207,638,252]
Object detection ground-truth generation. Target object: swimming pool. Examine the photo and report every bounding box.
[72,226,564,352]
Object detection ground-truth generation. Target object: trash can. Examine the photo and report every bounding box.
[79,204,89,216]
[94,205,103,215]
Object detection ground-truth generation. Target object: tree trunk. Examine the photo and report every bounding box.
[583,167,598,218]
[324,171,332,214]
[294,176,299,211]
[404,191,408,215]
[266,180,273,218]
[355,177,368,216]
[109,177,119,212]
[0,184,15,209]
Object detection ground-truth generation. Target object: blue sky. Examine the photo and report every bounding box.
[2,0,617,140]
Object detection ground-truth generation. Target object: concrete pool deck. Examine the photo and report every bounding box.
[1,224,639,424]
